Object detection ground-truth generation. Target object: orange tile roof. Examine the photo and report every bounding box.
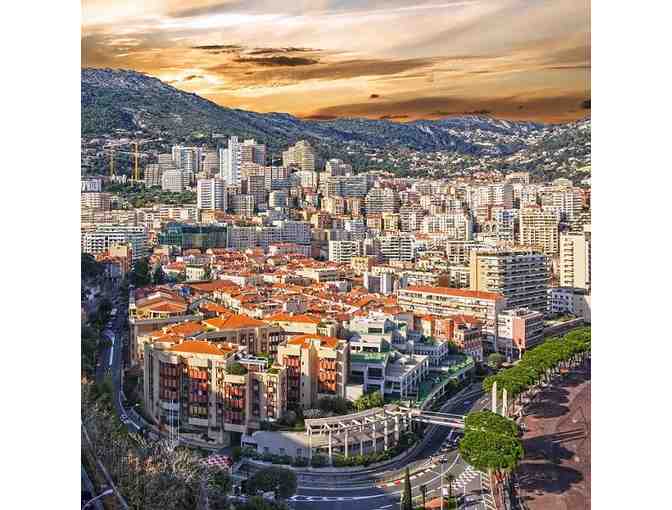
[188,280,239,292]
[206,313,268,330]
[168,340,229,356]
[266,313,321,324]
[288,334,340,349]
[141,301,188,313]
[402,285,504,301]
[167,321,205,336]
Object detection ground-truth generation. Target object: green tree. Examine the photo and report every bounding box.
[130,258,152,287]
[445,473,455,502]
[245,466,297,499]
[487,353,505,370]
[354,390,384,412]
[420,483,428,510]
[81,253,104,280]
[152,266,166,285]
[401,467,412,510]
[459,411,523,484]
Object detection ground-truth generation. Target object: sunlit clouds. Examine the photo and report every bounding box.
[82,0,590,123]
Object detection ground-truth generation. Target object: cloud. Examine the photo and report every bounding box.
[581,99,590,109]
[308,93,590,123]
[370,94,380,99]
[249,47,317,55]
[191,44,243,50]
[183,75,204,81]
[233,56,319,67]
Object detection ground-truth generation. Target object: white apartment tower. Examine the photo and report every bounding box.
[197,178,227,211]
[559,225,591,290]
[219,137,266,186]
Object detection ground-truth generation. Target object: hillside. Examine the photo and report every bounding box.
[81,68,590,179]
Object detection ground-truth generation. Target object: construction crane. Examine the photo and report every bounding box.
[104,141,150,181]
[132,141,141,181]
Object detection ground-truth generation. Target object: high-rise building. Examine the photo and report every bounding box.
[232,194,255,217]
[82,225,148,262]
[171,145,202,173]
[197,178,227,211]
[559,225,591,290]
[365,187,400,215]
[552,188,583,222]
[201,150,220,177]
[144,163,163,187]
[161,168,191,192]
[81,178,102,192]
[470,250,549,313]
[421,212,472,240]
[283,140,315,172]
[519,206,560,255]
[379,234,414,262]
[325,159,352,176]
[219,137,266,186]
[329,240,363,263]
[81,192,112,210]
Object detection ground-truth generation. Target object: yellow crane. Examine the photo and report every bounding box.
[105,141,148,181]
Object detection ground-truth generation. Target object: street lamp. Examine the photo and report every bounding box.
[82,488,113,509]
[439,457,448,510]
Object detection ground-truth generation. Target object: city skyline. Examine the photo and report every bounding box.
[82,0,590,123]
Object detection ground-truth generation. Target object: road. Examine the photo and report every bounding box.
[94,282,497,508]
[239,385,496,510]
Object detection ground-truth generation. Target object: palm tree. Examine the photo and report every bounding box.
[445,473,456,507]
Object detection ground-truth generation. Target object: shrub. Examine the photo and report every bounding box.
[291,457,309,468]
[310,455,328,467]
[246,466,297,499]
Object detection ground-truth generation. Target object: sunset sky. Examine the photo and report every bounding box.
[82,0,590,123]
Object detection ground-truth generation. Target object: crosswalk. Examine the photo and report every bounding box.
[479,471,497,510]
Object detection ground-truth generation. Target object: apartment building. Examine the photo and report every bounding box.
[162,168,191,192]
[197,178,227,211]
[199,313,285,356]
[379,234,414,262]
[552,188,583,222]
[365,187,400,214]
[81,192,112,210]
[559,225,591,290]
[324,159,352,176]
[421,213,473,240]
[519,206,560,256]
[231,194,255,217]
[283,140,315,172]
[82,225,148,261]
[470,250,549,313]
[276,334,350,409]
[397,286,506,348]
[144,163,163,187]
[143,339,287,442]
[329,240,363,263]
[497,308,545,358]
[220,137,266,186]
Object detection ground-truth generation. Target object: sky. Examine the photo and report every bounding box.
[82,0,590,123]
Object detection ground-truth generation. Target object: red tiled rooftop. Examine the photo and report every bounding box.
[402,285,504,301]
[168,340,229,356]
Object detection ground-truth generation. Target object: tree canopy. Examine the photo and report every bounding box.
[354,390,384,412]
[483,327,591,401]
[245,466,297,499]
[459,411,523,475]
[129,258,152,287]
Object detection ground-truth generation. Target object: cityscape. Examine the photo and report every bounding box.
[80,2,591,510]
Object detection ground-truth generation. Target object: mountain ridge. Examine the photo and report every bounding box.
[82,68,586,153]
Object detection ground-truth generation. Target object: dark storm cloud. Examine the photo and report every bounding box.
[370,94,380,99]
